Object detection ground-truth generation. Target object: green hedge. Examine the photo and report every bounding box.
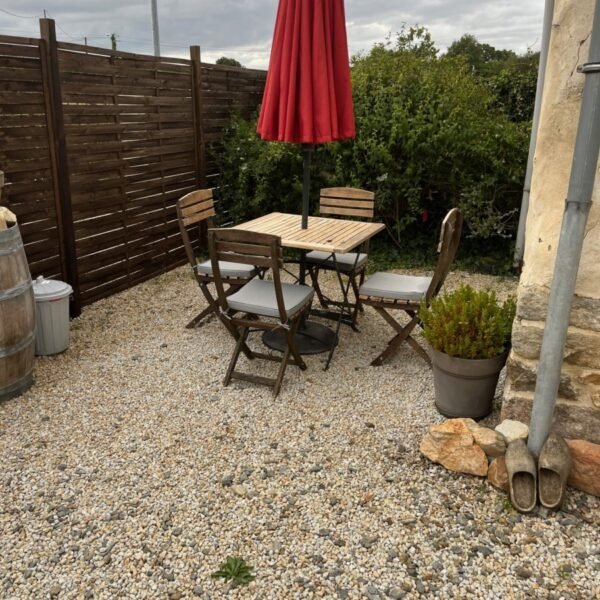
[215,29,530,262]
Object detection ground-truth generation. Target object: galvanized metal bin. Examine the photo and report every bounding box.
[32,276,73,356]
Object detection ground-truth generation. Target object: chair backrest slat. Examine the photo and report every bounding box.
[320,187,375,220]
[181,198,214,218]
[427,208,463,300]
[209,229,287,322]
[213,248,273,268]
[179,188,213,208]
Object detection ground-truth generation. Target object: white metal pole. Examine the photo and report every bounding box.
[513,0,555,268]
[151,0,160,57]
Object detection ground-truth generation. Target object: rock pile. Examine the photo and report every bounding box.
[420,418,515,479]
[421,418,600,499]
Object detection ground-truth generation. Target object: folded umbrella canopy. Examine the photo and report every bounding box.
[257,0,355,144]
[258,0,355,228]
[257,0,356,356]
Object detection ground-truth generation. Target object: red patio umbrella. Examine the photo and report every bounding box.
[257,0,355,229]
[257,0,356,356]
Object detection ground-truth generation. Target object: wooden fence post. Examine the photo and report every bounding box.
[39,18,81,317]
[190,46,207,189]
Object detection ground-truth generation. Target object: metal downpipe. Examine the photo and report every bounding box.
[513,0,555,268]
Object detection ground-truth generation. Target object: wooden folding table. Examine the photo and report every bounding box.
[234,212,385,367]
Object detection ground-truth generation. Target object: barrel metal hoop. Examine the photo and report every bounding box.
[0,372,34,401]
[0,280,33,301]
[0,331,36,358]
[0,239,24,256]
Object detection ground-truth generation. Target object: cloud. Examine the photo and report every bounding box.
[1,0,544,69]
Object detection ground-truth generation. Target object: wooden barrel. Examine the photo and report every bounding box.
[0,223,35,401]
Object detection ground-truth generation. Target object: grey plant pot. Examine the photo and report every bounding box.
[430,347,509,420]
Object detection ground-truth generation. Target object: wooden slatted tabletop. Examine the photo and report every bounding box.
[234,212,385,254]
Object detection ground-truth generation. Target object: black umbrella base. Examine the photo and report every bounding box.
[262,320,337,355]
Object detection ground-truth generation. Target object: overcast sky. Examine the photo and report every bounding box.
[1,1,544,68]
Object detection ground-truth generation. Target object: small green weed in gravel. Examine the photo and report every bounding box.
[500,496,514,513]
[212,557,255,586]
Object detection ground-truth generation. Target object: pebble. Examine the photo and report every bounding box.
[365,584,382,599]
[360,534,380,549]
[221,475,233,487]
[231,484,247,497]
[515,566,533,579]
[0,267,596,600]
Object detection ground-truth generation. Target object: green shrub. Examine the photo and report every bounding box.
[215,27,529,256]
[419,285,516,359]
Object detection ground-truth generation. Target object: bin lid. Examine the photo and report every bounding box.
[32,276,73,301]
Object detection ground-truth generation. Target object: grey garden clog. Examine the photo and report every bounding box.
[538,433,571,510]
[505,439,537,513]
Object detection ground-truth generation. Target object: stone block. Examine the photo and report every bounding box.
[517,286,600,333]
[566,439,600,497]
[495,419,528,444]
[420,419,488,477]
[465,422,506,458]
[501,390,600,444]
[506,357,579,400]
[506,355,600,406]
[511,320,600,369]
[487,456,509,492]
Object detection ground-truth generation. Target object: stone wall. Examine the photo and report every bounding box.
[502,0,600,443]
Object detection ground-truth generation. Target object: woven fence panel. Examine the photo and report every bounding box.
[57,42,198,304]
[0,29,266,310]
[0,36,63,278]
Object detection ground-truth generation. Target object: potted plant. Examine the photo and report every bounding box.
[419,285,516,419]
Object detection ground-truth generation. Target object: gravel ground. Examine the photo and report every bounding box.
[1,266,599,600]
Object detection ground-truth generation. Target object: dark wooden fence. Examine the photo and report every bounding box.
[0,19,266,315]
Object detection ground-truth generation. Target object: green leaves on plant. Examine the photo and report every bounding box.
[419,284,516,360]
[211,556,255,587]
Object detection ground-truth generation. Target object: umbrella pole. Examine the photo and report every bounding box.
[299,143,314,285]
[301,144,313,229]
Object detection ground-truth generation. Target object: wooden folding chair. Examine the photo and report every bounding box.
[208,229,315,397]
[359,208,463,366]
[306,187,376,328]
[176,189,260,329]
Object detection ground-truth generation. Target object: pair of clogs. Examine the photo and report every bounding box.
[505,433,571,513]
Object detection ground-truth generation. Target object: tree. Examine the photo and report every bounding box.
[446,34,539,122]
[446,34,515,73]
[216,56,242,68]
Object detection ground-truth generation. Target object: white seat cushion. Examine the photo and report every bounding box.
[305,250,368,273]
[195,260,256,279]
[359,272,432,302]
[227,279,314,319]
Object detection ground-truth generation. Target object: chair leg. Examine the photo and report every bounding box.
[188,282,221,328]
[185,304,215,329]
[308,266,329,308]
[370,308,419,366]
[406,336,432,366]
[207,282,254,361]
[273,340,292,398]
[357,271,366,312]
[349,273,364,327]
[286,317,307,371]
[224,326,249,386]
